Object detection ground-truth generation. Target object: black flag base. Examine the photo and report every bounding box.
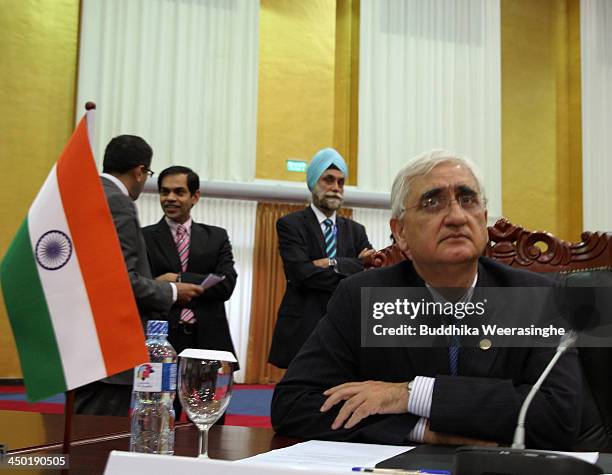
[454,446,603,475]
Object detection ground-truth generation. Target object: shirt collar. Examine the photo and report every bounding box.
[310,203,336,225]
[101,173,130,198]
[425,273,478,305]
[165,216,192,238]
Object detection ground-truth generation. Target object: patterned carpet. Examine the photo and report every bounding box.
[0,384,273,428]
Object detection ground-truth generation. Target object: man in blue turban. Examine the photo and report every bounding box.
[268,148,375,369]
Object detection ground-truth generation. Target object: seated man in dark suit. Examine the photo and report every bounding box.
[268,148,375,369]
[272,150,595,449]
[142,166,238,363]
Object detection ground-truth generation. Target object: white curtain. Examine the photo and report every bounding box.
[138,194,257,383]
[352,207,393,252]
[581,0,612,231]
[358,0,502,218]
[77,0,259,182]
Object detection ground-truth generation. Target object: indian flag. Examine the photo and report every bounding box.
[0,110,148,402]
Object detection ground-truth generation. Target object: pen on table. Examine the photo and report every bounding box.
[351,468,450,475]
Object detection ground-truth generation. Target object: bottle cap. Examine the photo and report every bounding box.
[146,320,168,336]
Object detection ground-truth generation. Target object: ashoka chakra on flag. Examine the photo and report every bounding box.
[35,230,73,270]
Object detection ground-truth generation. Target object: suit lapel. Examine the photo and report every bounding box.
[336,216,346,257]
[154,219,182,271]
[304,207,326,256]
[458,262,502,377]
[187,222,208,272]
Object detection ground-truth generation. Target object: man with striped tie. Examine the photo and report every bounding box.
[268,148,374,369]
[143,166,238,421]
[143,166,238,363]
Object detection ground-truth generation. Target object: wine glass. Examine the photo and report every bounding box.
[178,356,234,458]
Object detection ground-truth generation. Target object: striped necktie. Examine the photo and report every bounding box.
[323,218,337,258]
[175,224,196,324]
[449,333,460,376]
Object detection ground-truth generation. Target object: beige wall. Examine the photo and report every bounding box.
[501,0,582,240]
[0,0,80,377]
[256,0,337,183]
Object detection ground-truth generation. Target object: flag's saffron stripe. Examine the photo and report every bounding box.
[56,117,147,375]
[0,220,67,400]
[30,166,107,392]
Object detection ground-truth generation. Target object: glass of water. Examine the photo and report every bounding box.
[178,355,234,458]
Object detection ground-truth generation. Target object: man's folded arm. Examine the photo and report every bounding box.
[333,256,365,276]
[272,282,420,445]
[277,219,345,290]
[429,348,582,450]
[271,325,421,444]
[328,224,372,276]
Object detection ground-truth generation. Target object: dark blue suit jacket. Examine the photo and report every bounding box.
[269,206,371,368]
[272,258,592,449]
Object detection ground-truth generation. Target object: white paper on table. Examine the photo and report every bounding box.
[178,348,237,362]
[104,452,345,475]
[235,440,411,472]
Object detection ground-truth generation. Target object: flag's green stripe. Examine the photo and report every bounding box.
[0,218,67,401]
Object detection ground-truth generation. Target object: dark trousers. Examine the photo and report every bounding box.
[74,381,132,416]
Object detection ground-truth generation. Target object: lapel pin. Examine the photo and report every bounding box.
[479,338,492,351]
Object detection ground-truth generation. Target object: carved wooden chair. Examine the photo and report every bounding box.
[368,217,612,449]
[370,217,612,273]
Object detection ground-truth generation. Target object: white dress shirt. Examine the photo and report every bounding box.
[310,203,337,234]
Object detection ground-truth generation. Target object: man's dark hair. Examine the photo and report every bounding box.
[157,166,200,195]
[102,135,153,174]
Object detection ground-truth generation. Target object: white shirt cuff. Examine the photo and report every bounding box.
[407,417,428,442]
[407,376,435,418]
[169,282,177,303]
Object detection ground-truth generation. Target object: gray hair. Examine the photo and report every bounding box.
[390,149,486,219]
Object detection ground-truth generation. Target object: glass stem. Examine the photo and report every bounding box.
[198,426,209,458]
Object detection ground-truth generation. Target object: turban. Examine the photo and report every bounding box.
[306,148,348,191]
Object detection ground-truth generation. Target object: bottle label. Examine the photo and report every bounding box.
[133,362,177,392]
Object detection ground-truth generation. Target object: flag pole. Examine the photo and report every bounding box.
[60,102,96,475]
[61,389,75,475]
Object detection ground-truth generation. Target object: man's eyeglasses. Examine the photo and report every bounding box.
[142,166,155,178]
[404,186,486,216]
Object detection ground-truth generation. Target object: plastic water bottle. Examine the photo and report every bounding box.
[129,320,177,455]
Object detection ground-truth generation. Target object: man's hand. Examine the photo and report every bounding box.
[320,381,408,430]
[156,272,179,282]
[358,248,376,260]
[423,420,498,446]
[358,248,376,267]
[175,282,203,305]
[312,258,330,268]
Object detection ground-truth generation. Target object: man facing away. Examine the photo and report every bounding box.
[268,147,375,369]
[74,136,202,416]
[272,150,605,449]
